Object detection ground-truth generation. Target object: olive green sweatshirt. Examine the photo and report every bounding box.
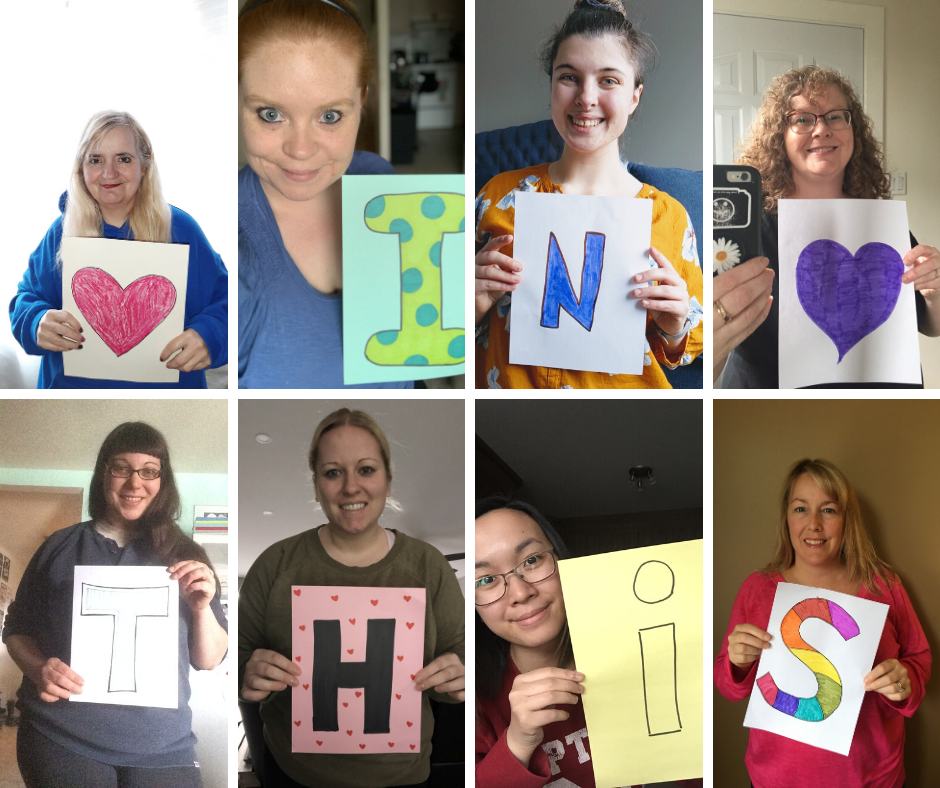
[238,527,464,787]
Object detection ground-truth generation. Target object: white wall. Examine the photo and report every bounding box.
[475,0,703,169]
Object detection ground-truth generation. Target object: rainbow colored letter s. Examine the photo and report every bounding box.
[757,597,860,722]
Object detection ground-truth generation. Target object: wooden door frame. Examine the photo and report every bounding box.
[715,0,885,143]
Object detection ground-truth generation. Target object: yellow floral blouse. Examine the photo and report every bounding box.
[475,163,704,389]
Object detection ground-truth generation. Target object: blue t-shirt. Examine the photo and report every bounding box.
[1,522,228,768]
[9,202,228,389]
[238,154,413,389]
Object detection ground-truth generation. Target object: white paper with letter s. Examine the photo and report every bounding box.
[743,581,887,755]
[61,236,189,384]
[509,192,652,374]
[70,565,179,708]
[778,199,918,388]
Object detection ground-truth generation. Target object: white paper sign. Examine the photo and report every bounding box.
[61,237,189,383]
[509,192,653,374]
[70,565,179,709]
[778,199,919,387]
[743,582,888,755]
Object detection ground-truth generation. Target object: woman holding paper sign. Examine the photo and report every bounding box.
[715,458,931,787]
[474,0,703,389]
[238,0,414,389]
[238,408,464,787]
[9,111,228,388]
[714,65,940,387]
[474,498,599,786]
[1,421,228,787]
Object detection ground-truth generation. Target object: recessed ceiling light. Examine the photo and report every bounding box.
[262,510,274,517]
[255,433,272,445]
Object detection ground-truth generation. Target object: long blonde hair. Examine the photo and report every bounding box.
[62,111,171,244]
[766,458,892,591]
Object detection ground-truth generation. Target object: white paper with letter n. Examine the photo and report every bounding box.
[61,236,189,383]
[510,192,652,374]
[70,565,179,708]
[778,199,918,387]
[743,582,887,755]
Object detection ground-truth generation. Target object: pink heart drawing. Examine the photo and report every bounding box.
[71,267,176,357]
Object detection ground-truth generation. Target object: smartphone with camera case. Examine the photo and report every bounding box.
[713,164,762,275]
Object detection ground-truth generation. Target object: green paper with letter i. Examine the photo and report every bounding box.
[342,174,465,385]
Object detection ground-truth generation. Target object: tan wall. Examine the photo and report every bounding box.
[714,400,940,786]
[0,487,83,701]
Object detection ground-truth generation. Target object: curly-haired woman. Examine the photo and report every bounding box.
[713,66,940,388]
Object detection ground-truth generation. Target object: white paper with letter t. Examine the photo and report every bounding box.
[70,565,179,708]
[743,582,887,755]
[509,192,652,374]
[61,236,189,384]
[778,199,918,388]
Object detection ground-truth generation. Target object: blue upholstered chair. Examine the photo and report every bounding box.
[475,119,703,388]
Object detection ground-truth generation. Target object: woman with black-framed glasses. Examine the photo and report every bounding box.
[2,421,227,788]
[714,64,940,388]
[475,497,597,787]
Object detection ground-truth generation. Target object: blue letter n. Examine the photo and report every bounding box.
[540,231,606,331]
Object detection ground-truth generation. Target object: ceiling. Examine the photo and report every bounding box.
[476,400,702,518]
[238,399,465,575]
[0,399,227,472]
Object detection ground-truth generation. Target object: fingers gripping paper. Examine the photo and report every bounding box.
[743,582,888,755]
[70,565,179,708]
[559,540,703,787]
[291,586,426,754]
[61,237,189,383]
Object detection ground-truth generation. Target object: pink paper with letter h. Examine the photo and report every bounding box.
[291,585,426,754]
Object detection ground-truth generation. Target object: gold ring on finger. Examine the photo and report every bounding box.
[715,299,732,323]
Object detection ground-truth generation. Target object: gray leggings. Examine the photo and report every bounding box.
[17,721,203,788]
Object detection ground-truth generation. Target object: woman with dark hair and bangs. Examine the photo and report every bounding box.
[714,66,940,387]
[475,0,704,390]
[474,497,592,786]
[2,421,227,788]
[715,459,931,786]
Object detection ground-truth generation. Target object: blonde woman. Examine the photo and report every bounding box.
[715,458,931,786]
[10,111,228,388]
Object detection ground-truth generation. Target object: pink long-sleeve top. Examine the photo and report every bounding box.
[714,571,931,788]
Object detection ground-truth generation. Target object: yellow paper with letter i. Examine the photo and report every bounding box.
[559,539,702,787]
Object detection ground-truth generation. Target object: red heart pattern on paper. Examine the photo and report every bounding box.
[71,267,176,356]
[294,720,301,727]
[348,617,356,625]
[403,595,412,602]
[406,622,414,629]
[406,721,413,727]
[303,683,309,690]
[293,589,301,596]
[354,691,362,698]
[370,599,379,606]
[298,624,306,631]
[330,595,339,602]
[395,693,402,700]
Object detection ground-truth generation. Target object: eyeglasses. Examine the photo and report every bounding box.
[785,109,852,135]
[108,463,161,481]
[475,551,557,606]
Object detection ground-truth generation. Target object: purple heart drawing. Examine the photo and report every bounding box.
[796,240,903,361]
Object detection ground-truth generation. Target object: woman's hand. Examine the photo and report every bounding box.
[631,247,690,339]
[902,244,940,291]
[505,667,585,766]
[241,649,301,702]
[727,623,772,669]
[36,309,84,352]
[33,657,84,703]
[864,658,910,702]
[713,257,774,380]
[414,652,464,701]
[476,234,521,324]
[168,561,217,611]
[160,328,210,372]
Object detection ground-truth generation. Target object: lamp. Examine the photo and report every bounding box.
[628,465,656,492]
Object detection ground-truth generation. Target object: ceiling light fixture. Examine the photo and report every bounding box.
[628,465,656,492]
[255,433,272,445]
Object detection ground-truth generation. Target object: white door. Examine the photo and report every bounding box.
[714,14,864,164]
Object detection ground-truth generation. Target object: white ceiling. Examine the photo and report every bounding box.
[0,399,227,472]
[476,400,702,518]
[238,399,465,575]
